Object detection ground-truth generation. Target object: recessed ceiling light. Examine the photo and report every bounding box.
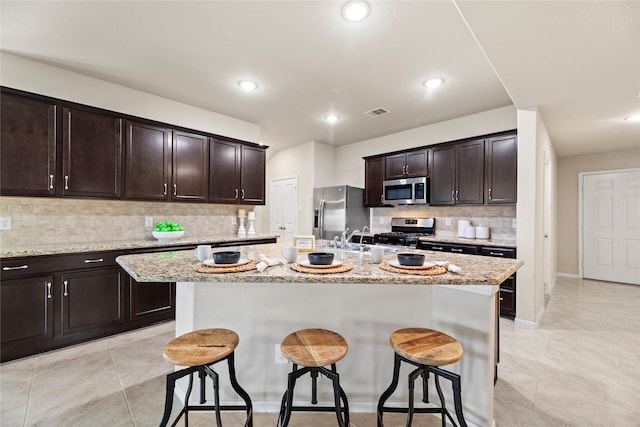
[325,114,340,123]
[423,77,445,88]
[237,80,258,91]
[342,1,370,22]
[624,114,640,122]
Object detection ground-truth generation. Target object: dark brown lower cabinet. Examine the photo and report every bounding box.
[129,279,175,321]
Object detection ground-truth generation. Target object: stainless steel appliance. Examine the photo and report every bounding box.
[382,176,428,205]
[313,185,370,240]
[373,217,435,247]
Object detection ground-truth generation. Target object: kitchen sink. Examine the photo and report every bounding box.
[342,243,398,254]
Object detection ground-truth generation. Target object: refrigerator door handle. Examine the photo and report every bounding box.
[319,199,325,238]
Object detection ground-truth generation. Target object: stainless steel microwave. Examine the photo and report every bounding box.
[382,176,428,205]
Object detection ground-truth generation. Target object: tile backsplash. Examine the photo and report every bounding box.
[0,197,250,247]
[371,204,516,240]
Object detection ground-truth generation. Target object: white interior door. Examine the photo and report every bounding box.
[582,170,640,285]
[270,177,297,243]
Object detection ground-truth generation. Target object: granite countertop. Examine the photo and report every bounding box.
[0,234,277,258]
[116,242,523,286]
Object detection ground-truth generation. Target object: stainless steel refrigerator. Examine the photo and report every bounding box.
[312,185,370,241]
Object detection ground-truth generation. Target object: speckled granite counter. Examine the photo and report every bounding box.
[116,242,522,286]
[0,234,277,258]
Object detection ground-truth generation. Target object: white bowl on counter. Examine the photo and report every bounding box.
[152,230,185,242]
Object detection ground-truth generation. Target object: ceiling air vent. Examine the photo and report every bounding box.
[364,107,389,117]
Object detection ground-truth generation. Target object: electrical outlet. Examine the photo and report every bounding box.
[379,216,384,225]
[0,217,11,230]
[275,344,288,364]
[231,216,236,225]
[445,218,452,226]
[145,216,154,227]
[512,218,517,229]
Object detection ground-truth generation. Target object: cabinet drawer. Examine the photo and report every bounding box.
[418,241,478,255]
[500,274,516,291]
[480,247,516,258]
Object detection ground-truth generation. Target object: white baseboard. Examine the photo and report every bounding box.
[557,272,579,279]
[514,303,545,329]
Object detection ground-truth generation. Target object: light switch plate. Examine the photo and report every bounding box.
[145,216,154,227]
[512,219,517,229]
[0,217,11,230]
[445,218,452,226]
[275,344,288,364]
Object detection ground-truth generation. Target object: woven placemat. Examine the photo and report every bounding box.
[378,262,447,276]
[194,260,259,274]
[290,262,353,274]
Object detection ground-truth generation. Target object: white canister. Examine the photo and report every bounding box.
[464,226,476,239]
[458,220,471,237]
[476,225,490,239]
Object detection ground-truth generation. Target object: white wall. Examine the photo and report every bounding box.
[335,105,517,187]
[515,109,557,327]
[0,52,260,143]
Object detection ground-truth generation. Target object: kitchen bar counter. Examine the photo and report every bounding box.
[0,234,277,258]
[117,242,521,427]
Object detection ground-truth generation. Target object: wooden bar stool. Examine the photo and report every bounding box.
[377,328,467,427]
[159,328,253,427]
[277,328,350,427]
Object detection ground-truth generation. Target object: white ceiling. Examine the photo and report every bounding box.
[1,1,638,157]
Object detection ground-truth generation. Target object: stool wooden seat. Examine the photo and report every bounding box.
[390,327,464,366]
[281,328,348,367]
[159,328,252,427]
[377,328,467,427]
[278,328,350,427]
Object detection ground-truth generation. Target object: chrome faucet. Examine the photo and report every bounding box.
[360,226,370,246]
[344,229,361,249]
[340,228,349,249]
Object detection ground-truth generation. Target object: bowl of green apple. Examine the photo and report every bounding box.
[152,221,185,242]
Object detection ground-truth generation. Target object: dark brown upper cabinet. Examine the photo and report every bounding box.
[125,121,172,200]
[1,93,57,196]
[364,156,388,207]
[172,130,208,202]
[209,139,265,205]
[385,149,428,180]
[430,139,484,205]
[485,134,518,204]
[62,107,123,198]
[126,123,209,202]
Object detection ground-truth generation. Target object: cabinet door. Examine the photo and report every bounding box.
[405,149,428,177]
[125,121,171,200]
[62,108,123,198]
[456,139,485,204]
[385,153,407,179]
[486,134,517,204]
[499,275,516,319]
[60,268,125,336]
[365,157,386,207]
[129,278,175,320]
[172,130,208,202]
[1,93,57,196]
[209,139,241,203]
[240,145,266,204]
[0,276,54,352]
[429,146,456,205]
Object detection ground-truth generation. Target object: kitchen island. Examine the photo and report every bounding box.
[117,243,522,427]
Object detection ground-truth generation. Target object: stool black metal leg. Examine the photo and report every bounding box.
[225,352,253,427]
[407,367,424,427]
[203,366,222,427]
[279,364,300,427]
[198,366,207,404]
[311,368,319,404]
[421,370,430,404]
[433,373,447,427]
[451,373,467,427]
[377,352,402,427]
[159,367,197,427]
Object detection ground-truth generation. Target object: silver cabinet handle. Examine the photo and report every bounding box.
[500,297,504,301]
[163,183,167,196]
[84,258,104,264]
[47,281,52,299]
[173,184,177,196]
[405,165,408,175]
[432,246,443,250]
[49,174,55,190]
[451,190,454,201]
[451,248,463,253]
[235,189,239,199]
[63,280,69,297]
[241,189,245,199]
[3,264,29,271]
[456,190,459,201]
[64,175,69,190]
[489,252,504,257]
[489,188,492,200]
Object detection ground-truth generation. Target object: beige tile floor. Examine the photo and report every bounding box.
[1,277,639,427]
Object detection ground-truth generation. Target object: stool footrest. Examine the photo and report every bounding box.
[379,406,447,415]
[289,405,347,412]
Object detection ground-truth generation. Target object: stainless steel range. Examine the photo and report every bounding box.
[373,217,435,247]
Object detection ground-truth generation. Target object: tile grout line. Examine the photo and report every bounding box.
[21,356,38,427]
[107,338,137,426]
